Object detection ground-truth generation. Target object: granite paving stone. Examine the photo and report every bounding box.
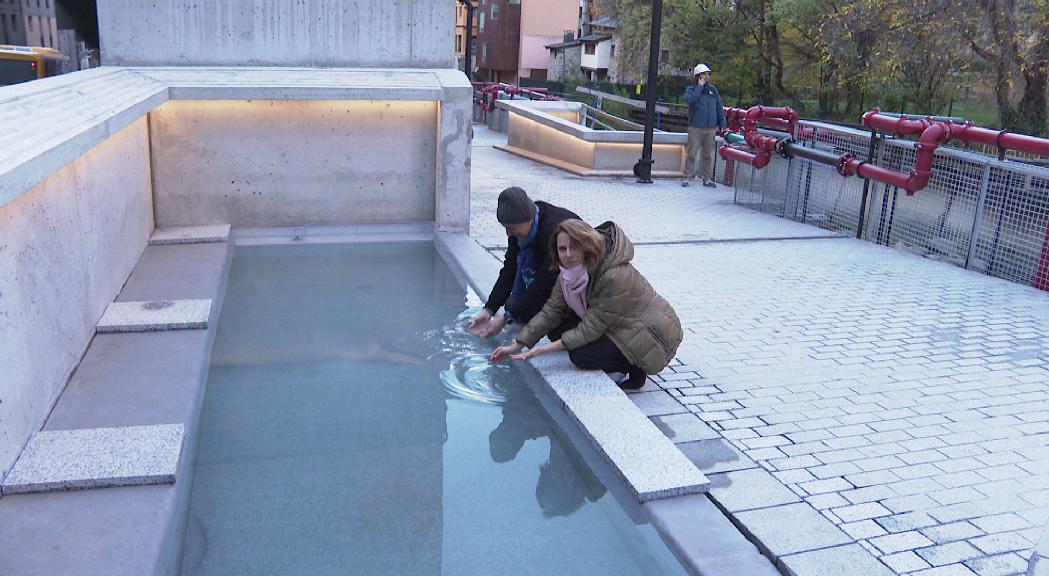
[651,413,722,443]
[870,531,936,554]
[779,544,894,576]
[910,564,979,575]
[963,553,1028,576]
[920,522,985,544]
[707,468,801,512]
[629,391,690,417]
[96,299,212,333]
[676,439,757,475]
[915,541,983,567]
[2,424,184,494]
[734,502,853,559]
[880,551,932,573]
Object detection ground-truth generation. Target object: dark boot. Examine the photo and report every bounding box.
[621,367,647,390]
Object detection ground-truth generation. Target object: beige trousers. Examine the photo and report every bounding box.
[684,127,716,181]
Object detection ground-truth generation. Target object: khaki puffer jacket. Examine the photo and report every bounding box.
[517,221,683,374]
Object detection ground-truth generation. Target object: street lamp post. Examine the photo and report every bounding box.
[459,0,475,81]
[634,0,664,184]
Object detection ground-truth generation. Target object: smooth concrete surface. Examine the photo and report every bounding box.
[496,99,686,177]
[0,118,153,478]
[1,67,473,229]
[150,225,231,245]
[434,69,473,232]
[232,222,434,245]
[97,299,212,333]
[98,0,455,68]
[0,240,232,576]
[643,494,781,575]
[2,424,184,494]
[148,99,438,228]
[0,68,167,207]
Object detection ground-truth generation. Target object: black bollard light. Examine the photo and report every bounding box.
[634,0,664,184]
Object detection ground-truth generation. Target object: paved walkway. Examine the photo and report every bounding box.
[470,124,1049,576]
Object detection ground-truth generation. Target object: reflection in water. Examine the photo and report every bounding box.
[428,307,607,517]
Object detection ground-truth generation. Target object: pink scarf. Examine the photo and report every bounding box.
[560,265,589,318]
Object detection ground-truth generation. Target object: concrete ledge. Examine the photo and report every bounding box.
[0,67,470,212]
[150,225,231,245]
[1,424,184,494]
[0,240,233,575]
[495,99,686,145]
[233,222,434,245]
[643,494,780,575]
[495,143,685,178]
[529,352,709,501]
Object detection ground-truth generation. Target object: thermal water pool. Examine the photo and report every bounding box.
[177,241,689,575]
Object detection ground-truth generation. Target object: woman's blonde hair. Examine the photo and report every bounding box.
[549,219,605,272]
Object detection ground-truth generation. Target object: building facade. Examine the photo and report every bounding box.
[0,0,58,48]
[454,0,479,76]
[518,0,577,80]
[476,0,578,83]
[475,0,521,83]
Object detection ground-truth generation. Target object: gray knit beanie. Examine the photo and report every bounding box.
[496,186,537,224]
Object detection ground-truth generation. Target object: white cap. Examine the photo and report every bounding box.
[693,63,711,75]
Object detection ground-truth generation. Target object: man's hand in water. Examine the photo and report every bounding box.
[468,309,493,335]
[490,341,524,363]
[480,314,507,338]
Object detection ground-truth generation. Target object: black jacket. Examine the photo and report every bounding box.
[484,201,580,323]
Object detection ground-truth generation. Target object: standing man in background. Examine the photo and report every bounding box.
[682,63,726,188]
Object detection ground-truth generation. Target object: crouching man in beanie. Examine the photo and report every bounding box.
[469,187,581,338]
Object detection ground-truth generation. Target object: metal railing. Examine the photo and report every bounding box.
[732,121,1049,290]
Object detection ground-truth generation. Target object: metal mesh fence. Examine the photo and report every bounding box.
[729,120,1049,290]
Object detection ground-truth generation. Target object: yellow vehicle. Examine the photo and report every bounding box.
[0,45,64,86]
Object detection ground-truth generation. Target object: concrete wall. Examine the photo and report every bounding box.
[0,119,153,476]
[149,100,439,228]
[97,0,455,68]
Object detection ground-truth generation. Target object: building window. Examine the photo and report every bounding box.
[479,11,484,31]
[490,4,498,20]
[610,45,615,58]
[584,43,595,55]
[456,35,462,53]
[482,43,487,62]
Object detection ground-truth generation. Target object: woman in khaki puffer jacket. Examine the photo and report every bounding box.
[491,219,683,389]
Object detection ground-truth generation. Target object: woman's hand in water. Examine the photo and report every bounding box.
[490,341,524,363]
[511,340,565,361]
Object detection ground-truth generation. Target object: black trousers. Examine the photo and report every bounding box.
[568,335,636,374]
[550,314,637,374]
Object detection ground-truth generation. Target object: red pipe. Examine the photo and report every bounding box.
[724,107,748,133]
[952,124,1049,157]
[840,122,947,193]
[720,145,772,169]
[744,105,798,135]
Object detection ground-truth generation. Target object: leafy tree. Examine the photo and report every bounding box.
[956,0,1048,134]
